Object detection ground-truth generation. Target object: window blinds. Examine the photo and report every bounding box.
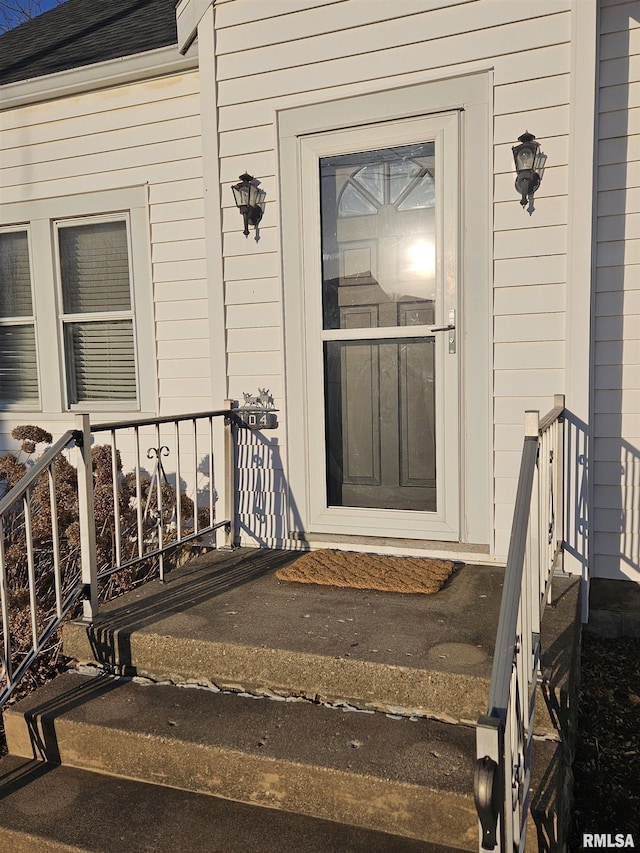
[0,326,39,403]
[64,321,136,403]
[58,219,136,405]
[0,230,38,404]
[59,220,132,314]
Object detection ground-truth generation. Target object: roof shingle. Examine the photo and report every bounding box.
[0,0,178,87]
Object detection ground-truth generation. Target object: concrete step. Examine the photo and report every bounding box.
[0,755,466,853]
[3,670,478,850]
[62,552,505,725]
[61,552,581,740]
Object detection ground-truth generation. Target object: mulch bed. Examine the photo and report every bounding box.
[568,633,640,848]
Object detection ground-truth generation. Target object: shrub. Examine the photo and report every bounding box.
[0,425,205,710]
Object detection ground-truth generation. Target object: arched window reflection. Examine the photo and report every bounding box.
[338,157,435,218]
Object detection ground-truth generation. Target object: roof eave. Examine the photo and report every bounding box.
[0,41,198,111]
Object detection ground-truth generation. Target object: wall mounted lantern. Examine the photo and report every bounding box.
[231,173,264,237]
[512,132,547,209]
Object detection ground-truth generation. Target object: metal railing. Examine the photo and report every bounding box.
[474,394,565,852]
[0,407,237,707]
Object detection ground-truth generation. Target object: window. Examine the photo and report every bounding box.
[0,227,39,406]
[57,217,137,405]
[0,187,155,415]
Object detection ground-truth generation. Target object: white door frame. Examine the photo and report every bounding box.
[300,114,460,539]
[278,72,492,545]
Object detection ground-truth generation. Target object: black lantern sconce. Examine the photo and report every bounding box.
[512,132,547,210]
[232,173,265,237]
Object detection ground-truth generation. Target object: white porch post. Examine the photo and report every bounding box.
[75,414,98,622]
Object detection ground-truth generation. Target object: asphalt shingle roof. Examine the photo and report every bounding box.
[0,0,178,87]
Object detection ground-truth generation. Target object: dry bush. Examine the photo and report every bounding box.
[0,425,207,718]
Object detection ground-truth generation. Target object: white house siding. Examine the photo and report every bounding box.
[0,67,216,518]
[0,69,209,432]
[593,0,640,580]
[213,0,572,552]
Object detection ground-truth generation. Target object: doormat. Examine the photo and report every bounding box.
[275,549,455,594]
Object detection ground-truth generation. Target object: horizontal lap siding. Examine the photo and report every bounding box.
[214,0,572,551]
[0,71,210,433]
[593,0,640,579]
[492,23,569,555]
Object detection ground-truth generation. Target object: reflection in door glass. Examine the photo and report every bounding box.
[320,143,436,331]
[324,338,436,512]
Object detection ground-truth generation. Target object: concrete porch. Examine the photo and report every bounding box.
[65,549,506,722]
[0,549,581,852]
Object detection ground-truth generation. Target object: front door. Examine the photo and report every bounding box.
[301,114,460,540]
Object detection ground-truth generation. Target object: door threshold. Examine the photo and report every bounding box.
[289,531,504,566]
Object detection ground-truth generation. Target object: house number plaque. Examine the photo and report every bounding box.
[237,410,278,430]
[237,388,278,430]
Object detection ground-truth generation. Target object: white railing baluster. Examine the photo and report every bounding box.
[532,469,542,638]
[224,400,236,548]
[538,426,547,593]
[48,463,63,619]
[110,429,121,569]
[553,393,565,580]
[0,517,13,684]
[135,426,143,560]
[175,419,182,542]
[208,416,214,528]
[192,418,199,537]
[24,489,38,648]
[155,422,164,582]
[475,396,565,852]
[76,413,99,623]
[505,661,518,851]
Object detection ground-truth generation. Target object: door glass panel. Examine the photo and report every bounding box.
[389,160,422,204]
[338,184,378,217]
[320,142,435,331]
[324,337,436,511]
[320,141,439,513]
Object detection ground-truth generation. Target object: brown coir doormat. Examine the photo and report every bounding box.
[275,549,454,594]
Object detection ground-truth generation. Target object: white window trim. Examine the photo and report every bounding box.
[0,187,157,420]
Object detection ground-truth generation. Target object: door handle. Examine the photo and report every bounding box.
[430,310,456,354]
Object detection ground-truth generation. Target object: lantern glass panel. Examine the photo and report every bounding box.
[248,182,260,208]
[516,147,535,171]
[233,183,250,207]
